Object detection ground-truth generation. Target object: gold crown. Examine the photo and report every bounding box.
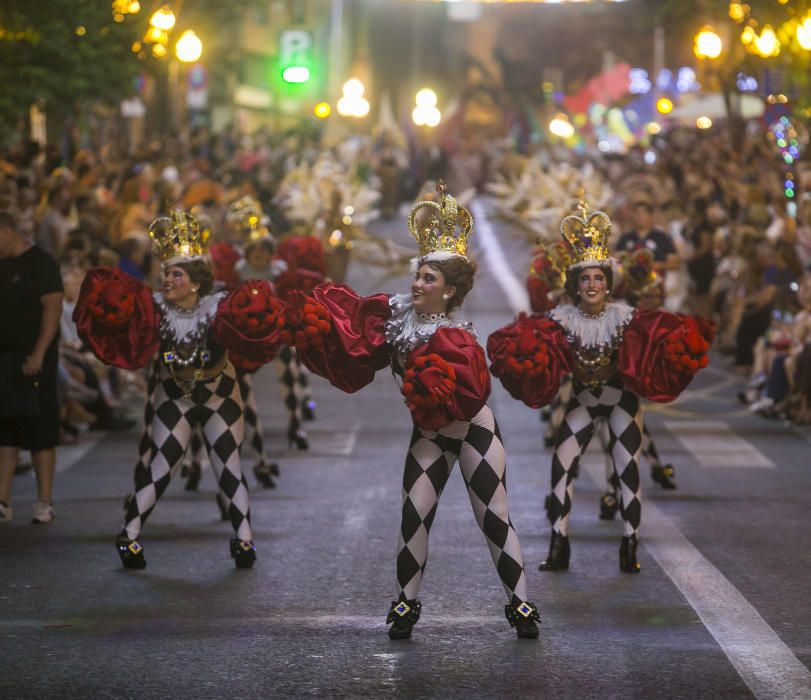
[560,201,611,268]
[408,182,472,259]
[148,210,207,265]
[227,195,270,242]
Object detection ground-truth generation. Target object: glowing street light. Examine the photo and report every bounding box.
[314,102,331,119]
[753,25,780,57]
[696,116,713,129]
[694,26,723,59]
[175,30,202,63]
[412,88,441,127]
[337,79,370,118]
[149,6,176,31]
[656,97,674,115]
[548,114,575,139]
[797,17,811,51]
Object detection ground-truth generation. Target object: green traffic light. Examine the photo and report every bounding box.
[282,65,310,84]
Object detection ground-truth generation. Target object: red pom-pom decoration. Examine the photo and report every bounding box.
[401,353,458,410]
[663,319,711,374]
[280,291,332,351]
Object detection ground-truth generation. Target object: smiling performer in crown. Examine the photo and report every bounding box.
[73,210,286,570]
[488,202,714,575]
[285,182,540,640]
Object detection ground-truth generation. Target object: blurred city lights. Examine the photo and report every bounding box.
[282,66,310,83]
[175,30,202,63]
[629,69,651,95]
[753,25,780,57]
[696,116,713,129]
[656,97,673,115]
[548,114,575,139]
[647,122,662,135]
[736,73,758,91]
[694,27,723,59]
[152,43,167,58]
[149,6,176,32]
[729,3,748,22]
[337,79,370,118]
[741,25,756,45]
[75,26,87,37]
[413,88,441,127]
[797,18,811,50]
[314,102,331,118]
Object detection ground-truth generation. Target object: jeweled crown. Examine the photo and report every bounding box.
[560,201,611,268]
[408,182,472,260]
[227,195,271,242]
[148,210,207,265]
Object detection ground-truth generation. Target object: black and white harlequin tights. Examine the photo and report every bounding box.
[184,372,267,470]
[550,377,643,538]
[397,405,529,605]
[276,346,310,436]
[597,419,661,493]
[123,363,252,542]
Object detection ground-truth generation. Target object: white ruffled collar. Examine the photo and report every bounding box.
[384,293,475,357]
[549,301,635,349]
[153,290,226,348]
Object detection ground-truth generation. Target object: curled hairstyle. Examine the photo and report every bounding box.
[421,256,477,312]
[175,259,215,297]
[564,264,613,306]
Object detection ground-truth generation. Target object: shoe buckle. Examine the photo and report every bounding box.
[239,540,255,552]
[393,601,411,617]
[516,602,533,618]
[128,541,143,555]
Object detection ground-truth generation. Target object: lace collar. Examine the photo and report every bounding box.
[153,290,226,349]
[384,293,476,356]
[549,301,635,349]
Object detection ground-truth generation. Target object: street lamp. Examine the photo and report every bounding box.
[150,6,176,32]
[694,26,723,59]
[336,79,370,118]
[412,88,441,127]
[752,25,780,57]
[796,17,811,51]
[175,30,203,63]
[656,97,674,115]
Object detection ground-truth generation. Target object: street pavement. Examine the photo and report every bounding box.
[2,201,810,699]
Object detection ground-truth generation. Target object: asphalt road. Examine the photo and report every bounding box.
[1,202,810,700]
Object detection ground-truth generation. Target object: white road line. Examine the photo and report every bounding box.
[582,459,811,700]
[470,199,530,314]
[664,420,775,468]
[477,197,811,700]
[56,437,101,474]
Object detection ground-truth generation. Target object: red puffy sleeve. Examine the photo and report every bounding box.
[211,280,286,364]
[618,310,712,403]
[286,282,391,393]
[526,277,556,313]
[402,327,491,431]
[487,314,573,409]
[209,242,241,289]
[73,267,161,369]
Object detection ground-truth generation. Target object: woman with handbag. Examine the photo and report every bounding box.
[0,211,64,524]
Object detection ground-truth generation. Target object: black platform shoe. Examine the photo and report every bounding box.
[116,534,146,570]
[386,597,421,639]
[538,531,570,571]
[651,463,677,490]
[287,427,309,450]
[253,463,278,489]
[270,462,280,477]
[216,493,230,521]
[184,462,202,491]
[302,400,317,422]
[599,491,619,520]
[230,538,256,569]
[504,600,541,639]
[619,534,641,574]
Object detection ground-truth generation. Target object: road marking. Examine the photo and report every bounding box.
[470,199,529,314]
[56,437,101,474]
[478,196,811,700]
[582,459,811,700]
[664,420,775,468]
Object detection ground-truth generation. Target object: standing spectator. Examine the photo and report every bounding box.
[0,211,64,523]
[685,197,716,318]
[37,183,73,257]
[616,201,681,273]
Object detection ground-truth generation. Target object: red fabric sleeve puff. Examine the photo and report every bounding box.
[526,276,556,314]
[209,241,241,288]
[487,314,573,409]
[227,350,264,375]
[277,235,327,276]
[618,310,712,403]
[273,266,326,300]
[403,327,491,431]
[291,282,391,393]
[73,267,161,370]
[211,280,286,364]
